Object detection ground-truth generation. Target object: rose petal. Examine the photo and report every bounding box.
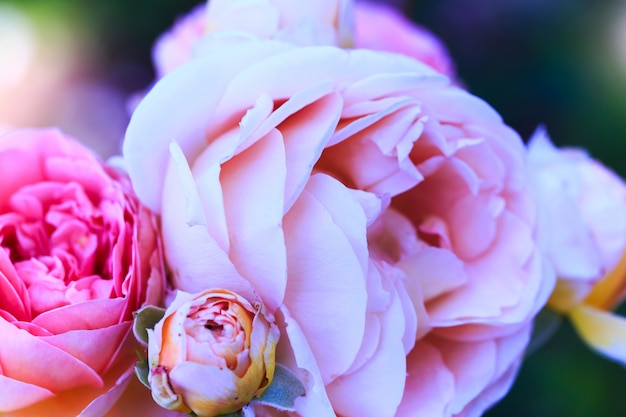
[0,248,30,321]
[0,318,103,392]
[397,246,467,302]
[169,362,244,415]
[396,341,455,416]
[220,129,288,311]
[160,145,258,302]
[0,374,54,412]
[31,299,126,333]
[326,275,407,417]
[42,323,130,375]
[283,174,367,383]
[276,305,335,417]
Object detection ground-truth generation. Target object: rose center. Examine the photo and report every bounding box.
[0,181,116,317]
[204,320,224,333]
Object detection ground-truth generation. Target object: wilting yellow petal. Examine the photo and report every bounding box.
[569,304,626,364]
[584,249,626,310]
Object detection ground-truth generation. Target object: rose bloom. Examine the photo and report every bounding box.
[151,0,454,81]
[528,130,626,363]
[124,38,552,417]
[152,0,353,79]
[353,1,455,77]
[146,289,279,416]
[0,128,167,416]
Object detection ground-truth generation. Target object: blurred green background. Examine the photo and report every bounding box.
[0,0,625,415]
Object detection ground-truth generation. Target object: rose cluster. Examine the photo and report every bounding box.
[1,1,626,417]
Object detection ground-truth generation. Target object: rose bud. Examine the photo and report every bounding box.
[146,289,279,416]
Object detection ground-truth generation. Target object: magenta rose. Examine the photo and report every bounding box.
[123,39,552,417]
[0,128,165,416]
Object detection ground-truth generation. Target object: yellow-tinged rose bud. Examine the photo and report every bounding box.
[146,289,279,417]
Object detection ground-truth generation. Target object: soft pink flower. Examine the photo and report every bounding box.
[528,130,626,311]
[152,4,207,80]
[151,1,454,80]
[123,41,551,416]
[353,1,455,77]
[0,128,166,416]
[153,0,354,79]
[528,129,626,364]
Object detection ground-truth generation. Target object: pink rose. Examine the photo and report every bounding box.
[152,4,207,80]
[353,1,455,77]
[528,130,626,310]
[153,0,354,79]
[123,41,551,416]
[0,128,165,416]
[528,129,626,364]
[151,1,454,80]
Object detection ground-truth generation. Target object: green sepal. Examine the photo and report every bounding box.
[133,305,166,345]
[526,307,563,356]
[134,355,151,389]
[251,364,306,411]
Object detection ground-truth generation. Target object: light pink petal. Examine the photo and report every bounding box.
[168,362,241,412]
[207,0,279,38]
[396,341,455,416]
[0,145,43,201]
[455,324,531,416]
[278,92,343,210]
[459,360,521,417]
[42,323,130,375]
[217,47,346,117]
[433,336,497,414]
[367,207,423,264]
[283,174,368,383]
[31,299,125,333]
[448,192,504,261]
[342,71,445,107]
[397,246,468,302]
[0,249,30,321]
[416,86,503,126]
[160,144,257,301]
[220,129,288,311]
[0,374,54,411]
[354,1,455,76]
[240,79,335,148]
[0,318,103,392]
[44,157,111,197]
[332,96,418,144]
[277,305,335,417]
[428,212,536,325]
[124,41,293,212]
[530,156,603,280]
[326,277,407,417]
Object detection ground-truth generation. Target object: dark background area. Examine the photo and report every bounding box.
[1,0,625,415]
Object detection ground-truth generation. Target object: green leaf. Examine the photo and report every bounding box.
[251,364,306,411]
[134,357,151,389]
[526,307,564,356]
[133,305,166,345]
